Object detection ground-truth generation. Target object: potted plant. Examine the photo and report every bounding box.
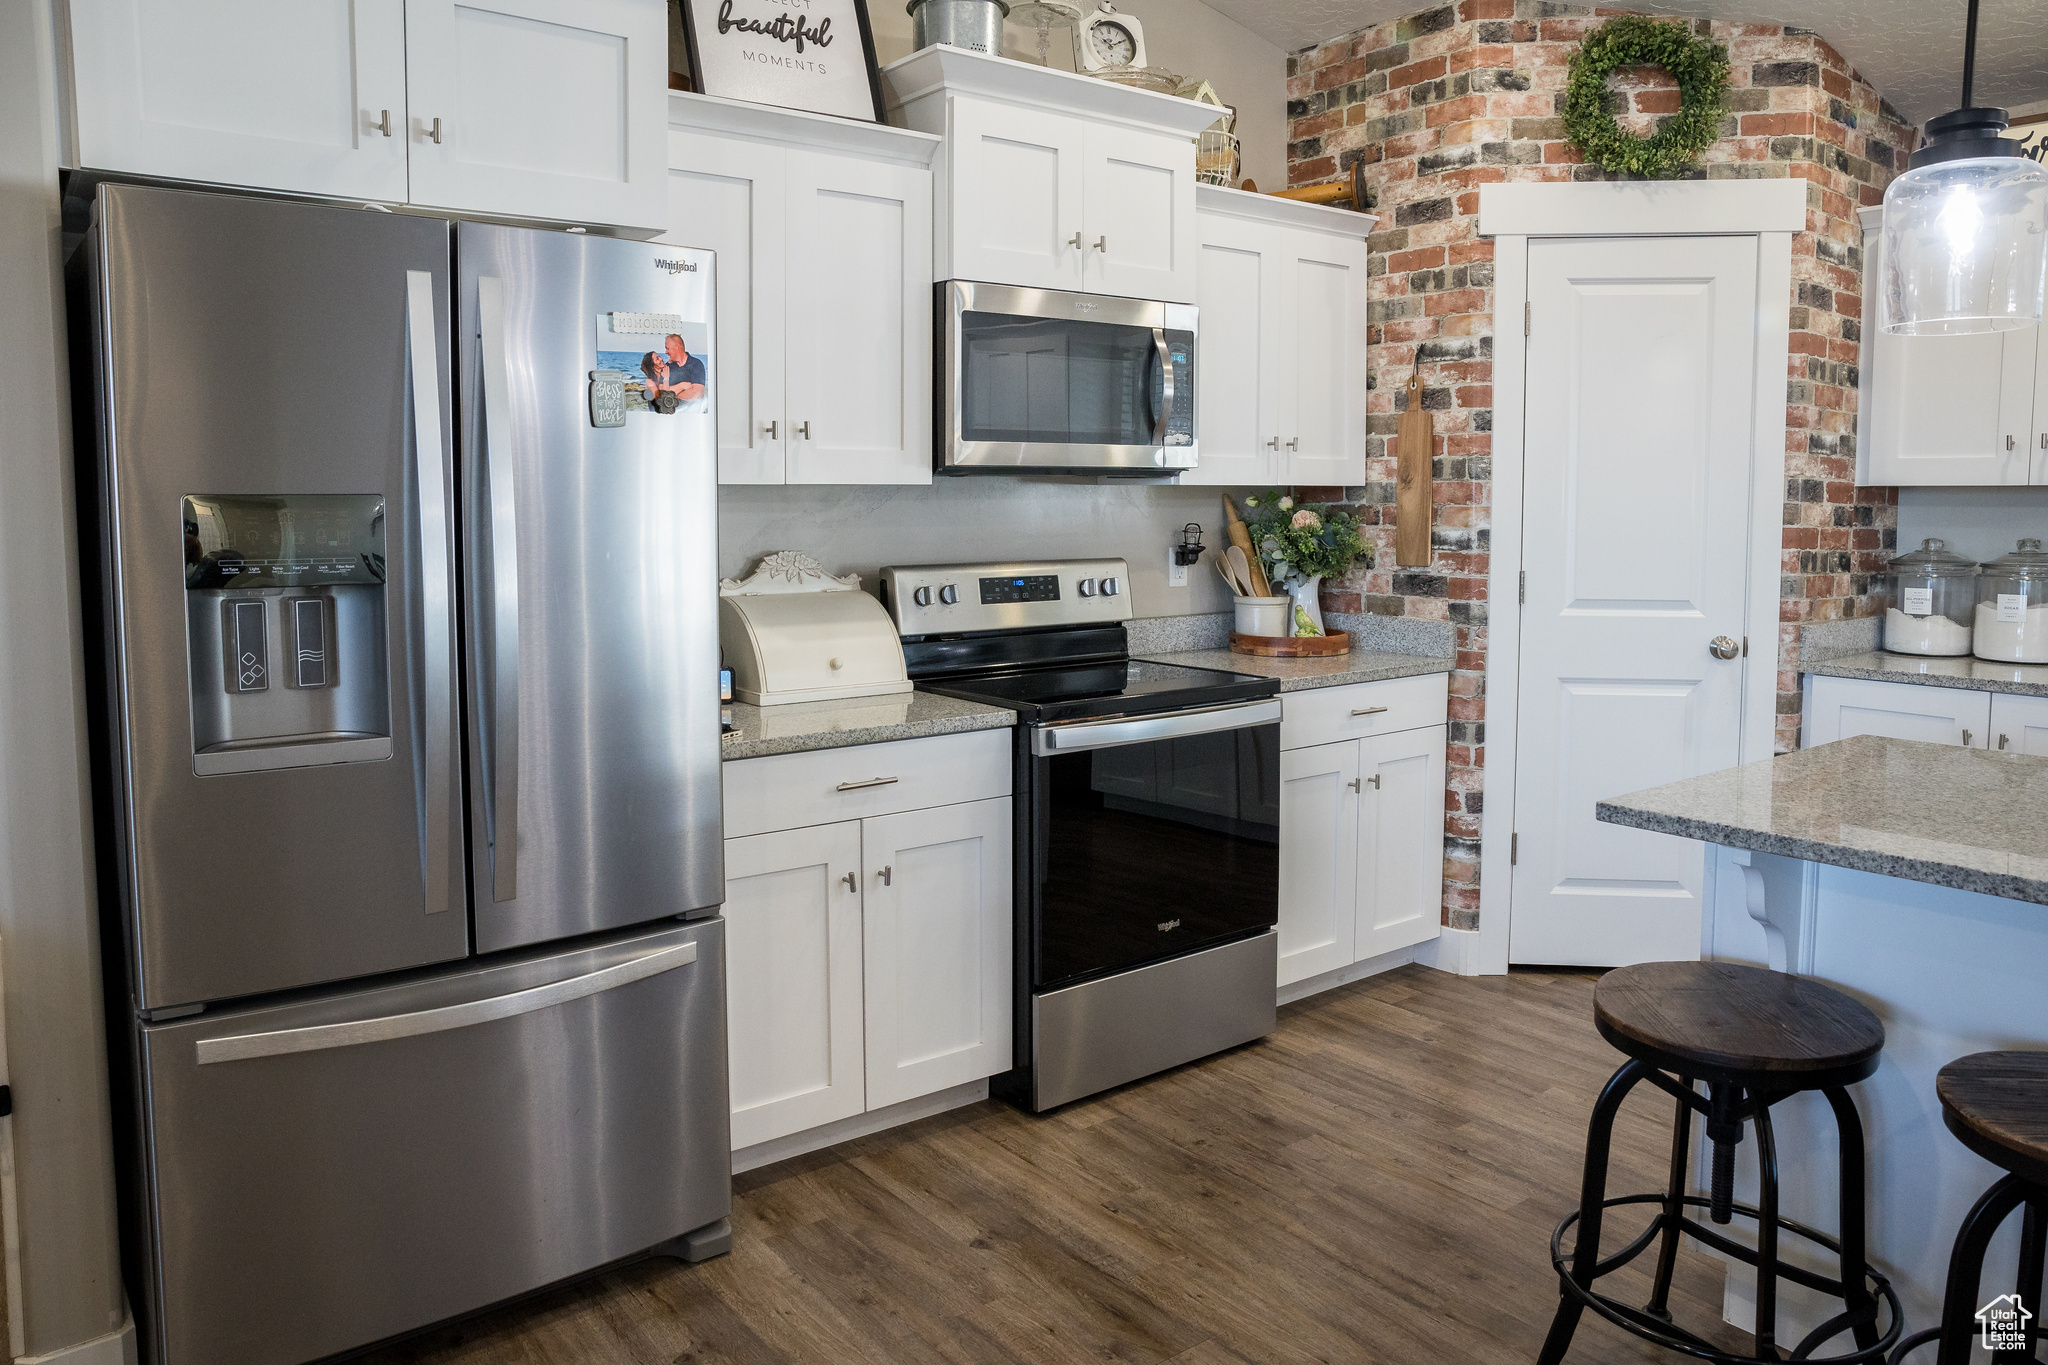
[1242,491,1369,636]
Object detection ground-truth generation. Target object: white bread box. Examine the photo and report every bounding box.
[718,552,912,707]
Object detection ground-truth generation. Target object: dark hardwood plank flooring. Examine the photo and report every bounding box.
[358,966,1758,1365]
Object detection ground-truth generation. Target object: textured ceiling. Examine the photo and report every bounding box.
[1197,0,2048,125]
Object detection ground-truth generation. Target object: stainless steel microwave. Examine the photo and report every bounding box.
[939,281,1197,475]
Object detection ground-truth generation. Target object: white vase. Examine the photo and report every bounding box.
[1287,576,1325,636]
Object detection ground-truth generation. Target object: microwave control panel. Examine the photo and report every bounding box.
[1161,329,1195,450]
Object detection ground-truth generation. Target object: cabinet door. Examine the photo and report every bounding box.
[2034,317,2048,485]
[946,98,1086,292]
[783,150,934,485]
[1276,742,1358,987]
[67,0,408,201]
[861,798,1012,1109]
[1182,212,1281,486]
[1280,230,1370,486]
[723,822,866,1150]
[1991,693,2048,756]
[404,0,666,229]
[1802,676,1992,748]
[1082,124,1198,304]
[1354,725,1446,961]
[664,132,786,485]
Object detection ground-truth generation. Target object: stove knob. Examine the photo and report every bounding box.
[1078,579,1098,597]
[912,586,933,607]
[1101,577,1120,596]
[938,583,959,605]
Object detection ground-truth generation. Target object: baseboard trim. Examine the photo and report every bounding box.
[1277,944,1418,1005]
[732,1080,990,1174]
[17,1320,136,1365]
[1414,927,1484,976]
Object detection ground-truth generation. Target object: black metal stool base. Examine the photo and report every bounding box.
[1549,1192,1903,1364]
[1887,1172,2048,1364]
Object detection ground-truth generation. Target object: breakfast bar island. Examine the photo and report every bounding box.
[1596,735,2048,1341]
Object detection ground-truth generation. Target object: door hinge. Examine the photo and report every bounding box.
[1511,833,1519,865]
[1524,301,1531,336]
[1518,571,1526,604]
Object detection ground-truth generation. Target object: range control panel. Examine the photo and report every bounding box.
[878,559,1132,636]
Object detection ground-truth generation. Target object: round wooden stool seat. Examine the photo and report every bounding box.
[1937,1051,2048,1189]
[1594,961,1884,1089]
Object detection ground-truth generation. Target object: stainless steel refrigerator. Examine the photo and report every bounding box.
[73,182,730,1365]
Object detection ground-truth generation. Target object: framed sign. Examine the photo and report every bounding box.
[678,0,887,123]
[2015,112,2046,166]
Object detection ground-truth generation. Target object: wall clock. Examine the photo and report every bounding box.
[1073,2,1145,72]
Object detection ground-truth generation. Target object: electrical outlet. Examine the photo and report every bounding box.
[1167,547,1188,587]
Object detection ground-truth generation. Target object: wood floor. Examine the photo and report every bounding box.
[360,965,1758,1365]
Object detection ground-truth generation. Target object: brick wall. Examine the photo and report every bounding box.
[1285,2,1911,931]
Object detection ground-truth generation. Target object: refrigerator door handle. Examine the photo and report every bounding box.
[477,275,520,903]
[194,940,698,1065]
[404,270,454,917]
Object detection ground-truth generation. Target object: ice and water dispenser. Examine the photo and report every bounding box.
[183,494,393,775]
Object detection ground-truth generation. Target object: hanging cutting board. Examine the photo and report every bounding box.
[1395,371,1433,567]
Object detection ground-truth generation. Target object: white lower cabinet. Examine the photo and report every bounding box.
[1991,693,2048,756]
[1802,675,1992,748]
[1277,743,1359,984]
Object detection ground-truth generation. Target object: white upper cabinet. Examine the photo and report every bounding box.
[885,46,1214,305]
[1184,188,1373,487]
[66,0,409,202]
[1858,207,2044,486]
[403,0,666,228]
[62,0,668,231]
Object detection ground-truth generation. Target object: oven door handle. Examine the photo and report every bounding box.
[1030,698,1281,756]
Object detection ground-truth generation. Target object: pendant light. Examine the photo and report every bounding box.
[1878,0,2048,335]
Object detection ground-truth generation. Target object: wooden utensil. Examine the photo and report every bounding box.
[1221,496,1273,596]
[1395,369,1433,567]
[1215,556,1243,595]
[1226,546,1257,598]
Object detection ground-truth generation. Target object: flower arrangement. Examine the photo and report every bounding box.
[1241,491,1369,589]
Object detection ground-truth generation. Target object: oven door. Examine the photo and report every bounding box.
[1026,699,1279,991]
[942,280,1196,473]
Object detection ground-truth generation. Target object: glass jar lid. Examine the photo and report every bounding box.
[1889,537,1978,577]
[1981,538,2048,581]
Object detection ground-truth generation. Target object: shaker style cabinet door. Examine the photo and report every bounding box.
[66,0,409,202]
[946,98,1087,292]
[1801,676,1992,748]
[783,149,934,485]
[404,0,667,229]
[1184,213,1281,486]
[1276,742,1359,986]
[1081,124,1198,304]
[723,822,867,1149]
[663,132,788,485]
[860,798,1012,1109]
[1353,725,1447,961]
[1281,230,1370,487]
[1990,693,2048,756]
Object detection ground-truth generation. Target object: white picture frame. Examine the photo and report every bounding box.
[679,0,886,123]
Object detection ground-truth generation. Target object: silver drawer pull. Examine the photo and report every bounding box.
[836,776,900,792]
[842,871,857,892]
[1351,706,1389,717]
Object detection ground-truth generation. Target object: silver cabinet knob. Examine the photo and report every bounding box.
[371,109,392,137]
[762,419,778,438]
[878,865,893,886]
[842,872,857,892]
[1265,437,1279,450]
[1078,579,1098,597]
[1094,236,1108,252]
[912,586,933,607]
[1999,733,2011,750]
[423,116,443,144]
[1708,635,1740,660]
[938,584,959,605]
[1069,232,1084,251]
[1964,729,1974,747]
[795,421,811,439]
[1286,437,1300,451]
[1101,577,1119,596]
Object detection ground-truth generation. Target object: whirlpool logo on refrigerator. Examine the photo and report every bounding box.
[654,258,699,274]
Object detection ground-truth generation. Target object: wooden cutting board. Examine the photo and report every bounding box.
[1395,371,1432,567]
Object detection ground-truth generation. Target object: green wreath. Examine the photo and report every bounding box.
[1563,16,1731,178]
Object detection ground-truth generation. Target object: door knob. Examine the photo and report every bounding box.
[1708,635,1740,660]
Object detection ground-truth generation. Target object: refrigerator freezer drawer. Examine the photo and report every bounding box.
[136,920,731,1365]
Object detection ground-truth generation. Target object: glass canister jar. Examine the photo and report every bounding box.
[1974,539,2048,664]
[1884,538,1977,656]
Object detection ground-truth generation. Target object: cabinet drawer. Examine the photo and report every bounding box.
[723,730,1012,838]
[1280,673,1449,751]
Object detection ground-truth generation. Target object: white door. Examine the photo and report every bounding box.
[663,132,787,485]
[1184,213,1280,487]
[67,0,409,201]
[1082,125,1197,304]
[1355,725,1447,961]
[723,822,866,1149]
[946,98,1086,292]
[861,799,1012,1109]
[1509,235,1760,967]
[1803,676,1992,748]
[1276,742,1358,986]
[1992,693,2048,756]
[404,0,666,229]
[783,150,933,485]
[1281,230,1369,487]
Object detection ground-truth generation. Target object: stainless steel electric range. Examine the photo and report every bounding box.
[878,558,1281,1111]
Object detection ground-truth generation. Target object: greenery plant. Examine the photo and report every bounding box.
[1241,492,1368,589]
[1563,16,1731,179]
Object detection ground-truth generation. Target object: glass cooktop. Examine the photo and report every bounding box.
[918,658,1278,725]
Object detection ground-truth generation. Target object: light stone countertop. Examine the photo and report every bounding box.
[1803,650,2048,698]
[1135,648,1454,692]
[721,690,1013,761]
[1596,735,2048,905]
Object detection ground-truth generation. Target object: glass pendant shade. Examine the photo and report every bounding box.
[1880,125,2048,335]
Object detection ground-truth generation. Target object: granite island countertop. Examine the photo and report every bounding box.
[722,690,1014,761]
[1596,734,2048,904]
[1136,648,1453,692]
[1803,650,2048,697]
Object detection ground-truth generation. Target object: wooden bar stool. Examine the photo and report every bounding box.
[1889,1052,2048,1364]
[1538,961,1902,1364]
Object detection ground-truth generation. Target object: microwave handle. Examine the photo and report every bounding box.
[1150,327,1172,446]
